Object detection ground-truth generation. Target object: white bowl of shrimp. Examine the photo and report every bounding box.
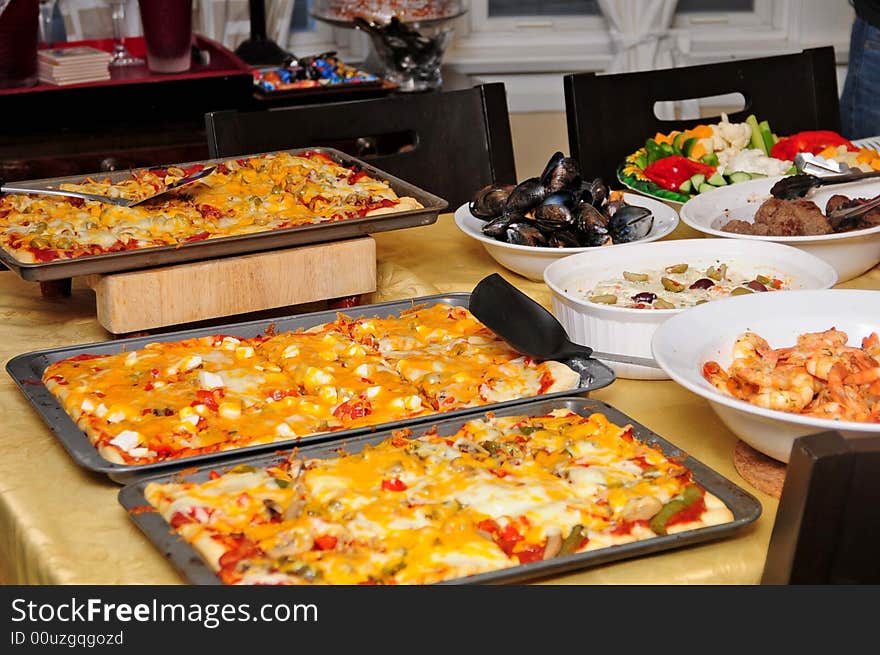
[652,289,880,462]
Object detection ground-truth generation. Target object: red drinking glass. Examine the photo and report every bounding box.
[0,0,39,88]
[137,0,193,73]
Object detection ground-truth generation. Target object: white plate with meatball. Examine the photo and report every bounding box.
[678,176,880,282]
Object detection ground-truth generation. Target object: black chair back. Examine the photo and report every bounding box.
[205,83,517,209]
[761,431,880,584]
[564,46,841,186]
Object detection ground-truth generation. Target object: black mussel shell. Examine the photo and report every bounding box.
[548,229,582,248]
[505,222,548,247]
[539,152,581,194]
[604,199,627,218]
[573,202,609,231]
[504,177,547,217]
[587,178,608,208]
[608,205,654,243]
[482,215,511,239]
[571,203,611,246]
[469,183,515,221]
[533,192,575,227]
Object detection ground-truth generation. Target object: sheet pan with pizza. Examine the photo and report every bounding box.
[0,150,423,264]
[141,408,735,585]
[41,304,581,466]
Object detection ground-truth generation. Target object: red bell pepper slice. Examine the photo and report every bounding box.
[770,130,857,160]
[642,156,716,192]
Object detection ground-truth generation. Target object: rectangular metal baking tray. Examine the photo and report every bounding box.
[7,293,615,484]
[0,146,447,281]
[118,395,762,585]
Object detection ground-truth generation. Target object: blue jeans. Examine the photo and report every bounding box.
[840,16,880,140]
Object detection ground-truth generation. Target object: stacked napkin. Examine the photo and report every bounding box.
[38,47,111,85]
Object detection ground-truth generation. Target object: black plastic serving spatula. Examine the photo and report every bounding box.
[469,274,661,370]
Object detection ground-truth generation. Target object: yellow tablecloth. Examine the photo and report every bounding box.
[0,215,878,585]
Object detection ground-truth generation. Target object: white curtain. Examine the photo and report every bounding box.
[597,0,679,73]
[196,0,294,50]
[597,0,689,119]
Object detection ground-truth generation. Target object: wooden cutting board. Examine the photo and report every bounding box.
[83,237,377,334]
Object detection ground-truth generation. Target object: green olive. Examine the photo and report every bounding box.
[29,222,48,233]
[661,277,686,292]
[695,299,709,305]
[731,287,753,296]
[30,237,50,249]
[707,264,729,281]
[654,298,676,309]
[252,215,270,225]
[756,274,772,285]
[589,294,618,305]
[623,271,649,282]
[665,263,689,274]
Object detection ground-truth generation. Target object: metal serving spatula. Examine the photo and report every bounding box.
[469,274,661,370]
[0,166,216,207]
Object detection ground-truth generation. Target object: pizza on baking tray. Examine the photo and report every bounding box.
[141,408,735,584]
[42,304,580,465]
[0,151,423,264]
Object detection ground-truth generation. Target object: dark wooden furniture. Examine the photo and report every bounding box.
[0,35,255,182]
[205,82,517,208]
[761,431,880,584]
[564,47,841,186]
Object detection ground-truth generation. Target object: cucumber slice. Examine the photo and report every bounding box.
[728,171,752,184]
[698,182,716,194]
[701,152,720,167]
[707,172,728,186]
[678,179,693,194]
[690,173,706,189]
[659,142,675,157]
[681,137,698,157]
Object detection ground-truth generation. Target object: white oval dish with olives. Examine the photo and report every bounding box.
[543,238,838,380]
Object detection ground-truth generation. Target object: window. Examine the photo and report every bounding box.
[286,0,367,59]
[456,1,853,112]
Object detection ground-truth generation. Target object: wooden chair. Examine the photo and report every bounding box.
[204,83,517,209]
[761,431,880,584]
[564,47,841,187]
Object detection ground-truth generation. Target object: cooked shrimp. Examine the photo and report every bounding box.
[751,380,815,412]
[844,367,880,386]
[703,327,880,424]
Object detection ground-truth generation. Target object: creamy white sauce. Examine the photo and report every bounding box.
[583,262,789,309]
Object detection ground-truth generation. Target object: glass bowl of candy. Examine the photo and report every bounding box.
[312,1,466,92]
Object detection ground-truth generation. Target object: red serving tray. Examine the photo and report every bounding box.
[0,34,251,96]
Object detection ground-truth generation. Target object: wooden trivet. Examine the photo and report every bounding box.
[81,237,377,334]
[733,440,787,498]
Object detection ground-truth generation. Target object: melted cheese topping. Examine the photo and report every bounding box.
[43,305,579,465]
[143,409,734,585]
[0,151,422,264]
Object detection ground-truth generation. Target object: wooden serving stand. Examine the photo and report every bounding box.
[44,238,377,334]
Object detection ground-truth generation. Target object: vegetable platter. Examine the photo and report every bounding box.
[618,114,880,204]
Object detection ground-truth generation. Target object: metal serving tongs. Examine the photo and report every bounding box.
[770,167,880,200]
[469,273,662,370]
[0,166,216,208]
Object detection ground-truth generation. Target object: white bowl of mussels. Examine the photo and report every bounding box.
[543,238,838,380]
[453,153,680,281]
